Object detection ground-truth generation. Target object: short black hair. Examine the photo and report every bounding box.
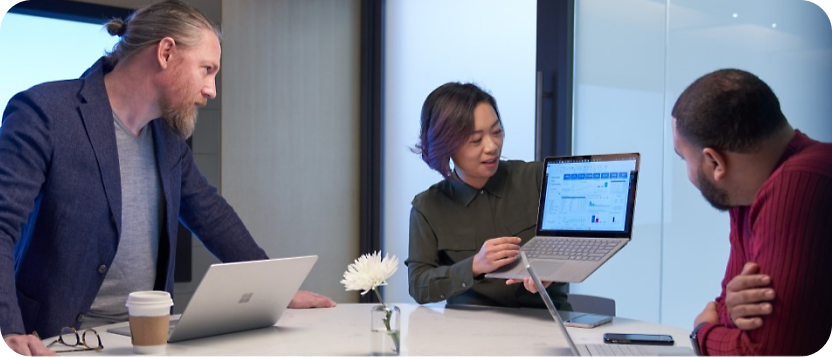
[672,69,787,153]
[414,82,501,179]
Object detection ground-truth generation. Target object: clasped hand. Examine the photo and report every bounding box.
[725,262,775,330]
[695,262,775,330]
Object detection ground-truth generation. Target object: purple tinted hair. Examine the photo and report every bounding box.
[414,82,501,180]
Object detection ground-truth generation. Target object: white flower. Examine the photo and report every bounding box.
[342,251,401,353]
[340,251,399,295]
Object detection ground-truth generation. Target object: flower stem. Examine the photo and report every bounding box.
[374,288,386,308]
[374,288,392,331]
[373,287,399,352]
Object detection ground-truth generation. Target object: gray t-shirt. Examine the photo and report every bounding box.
[83,114,163,328]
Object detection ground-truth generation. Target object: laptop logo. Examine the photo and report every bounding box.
[238,293,253,304]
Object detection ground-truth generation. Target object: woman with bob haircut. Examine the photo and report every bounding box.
[405,82,571,310]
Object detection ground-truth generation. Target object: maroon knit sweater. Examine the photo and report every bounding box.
[696,130,832,356]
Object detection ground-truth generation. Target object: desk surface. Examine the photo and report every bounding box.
[70,303,691,355]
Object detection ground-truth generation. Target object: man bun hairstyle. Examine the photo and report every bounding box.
[105,18,128,37]
[104,0,221,66]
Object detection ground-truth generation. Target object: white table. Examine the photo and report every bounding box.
[65,303,691,355]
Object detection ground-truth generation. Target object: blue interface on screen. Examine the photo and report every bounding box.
[0,13,118,127]
[540,158,636,232]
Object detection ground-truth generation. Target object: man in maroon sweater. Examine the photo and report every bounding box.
[672,69,832,356]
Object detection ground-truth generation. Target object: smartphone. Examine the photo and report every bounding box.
[603,333,675,346]
[564,313,613,328]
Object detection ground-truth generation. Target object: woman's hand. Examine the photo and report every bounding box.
[506,277,552,293]
[472,237,521,276]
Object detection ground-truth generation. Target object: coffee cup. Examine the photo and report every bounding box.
[125,291,173,354]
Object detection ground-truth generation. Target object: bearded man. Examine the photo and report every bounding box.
[0,1,334,355]
[673,69,832,356]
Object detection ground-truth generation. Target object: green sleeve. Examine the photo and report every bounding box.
[406,207,476,303]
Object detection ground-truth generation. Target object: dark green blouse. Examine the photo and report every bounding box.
[406,160,571,310]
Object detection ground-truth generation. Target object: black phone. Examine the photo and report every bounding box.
[603,333,675,346]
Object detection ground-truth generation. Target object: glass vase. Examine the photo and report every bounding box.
[370,304,400,356]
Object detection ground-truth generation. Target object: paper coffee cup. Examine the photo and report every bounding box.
[126,291,173,354]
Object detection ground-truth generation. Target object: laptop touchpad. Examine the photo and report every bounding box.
[531,261,564,275]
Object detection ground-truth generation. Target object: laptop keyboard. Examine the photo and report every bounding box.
[522,237,619,261]
[586,343,643,356]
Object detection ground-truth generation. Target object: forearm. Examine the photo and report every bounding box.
[713,297,735,328]
[183,199,267,262]
[696,323,757,356]
[178,143,266,262]
[407,256,475,304]
[695,318,813,356]
[0,93,52,336]
[407,206,479,304]
[699,174,832,355]
[0,251,25,336]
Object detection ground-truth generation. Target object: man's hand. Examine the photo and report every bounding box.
[472,237,521,277]
[725,262,775,330]
[505,277,552,293]
[694,301,719,328]
[3,334,57,356]
[288,290,336,308]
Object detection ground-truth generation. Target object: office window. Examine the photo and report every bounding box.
[0,12,118,126]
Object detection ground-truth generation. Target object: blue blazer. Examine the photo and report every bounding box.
[0,58,267,337]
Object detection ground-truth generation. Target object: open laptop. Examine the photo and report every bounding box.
[521,252,693,356]
[108,255,317,342]
[487,153,639,283]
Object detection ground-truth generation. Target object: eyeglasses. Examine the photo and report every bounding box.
[41,327,104,353]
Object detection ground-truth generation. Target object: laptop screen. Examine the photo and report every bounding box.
[537,153,639,238]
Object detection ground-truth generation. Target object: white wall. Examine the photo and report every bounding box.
[382,0,537,304]
[221,0,361,303]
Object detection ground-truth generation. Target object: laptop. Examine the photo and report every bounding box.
[521,252,693,356]
[487,153,639,283]
[108,255,317,342]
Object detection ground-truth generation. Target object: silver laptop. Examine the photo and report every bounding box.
[487,153,639,283]
[521,252,693,356]
[108,255,317,342]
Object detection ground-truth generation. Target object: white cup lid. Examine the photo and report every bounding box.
[126,291,173,307]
